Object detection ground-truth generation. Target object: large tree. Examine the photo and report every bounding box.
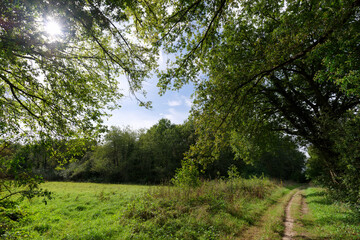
[134,0,360,200]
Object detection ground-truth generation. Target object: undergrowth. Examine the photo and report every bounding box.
[120,177,286,239]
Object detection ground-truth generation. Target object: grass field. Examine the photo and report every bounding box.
[3,179,287,239]
[2,181,360,239]
[5,182,150,239]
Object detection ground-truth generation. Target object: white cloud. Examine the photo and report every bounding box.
[181,96,193,107]
[168,100,182,107]
[163,108,189,124]
[104,107,160,130]
[167,95,193,108]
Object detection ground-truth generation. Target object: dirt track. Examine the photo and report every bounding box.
[282,191,299,240]
[282,189,308,240]
[239,188,307,240]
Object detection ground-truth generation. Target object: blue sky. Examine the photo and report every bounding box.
[104,49,195,130]
[104,75,194,130]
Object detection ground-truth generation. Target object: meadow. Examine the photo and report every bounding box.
[2,180,360,239]
[293,188,360,240]
[3,182,149,239]
[4,179,287,239]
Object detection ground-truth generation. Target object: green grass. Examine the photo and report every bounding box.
[3,182,150,239]
[8,182,359,239]
[120,177,288,239]
[2,178,289,239]
[296,187,360,240]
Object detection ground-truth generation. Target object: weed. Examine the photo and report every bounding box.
[97,191,110,202]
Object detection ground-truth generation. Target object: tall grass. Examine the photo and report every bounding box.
[121,177,287,239]
[3,179,288,239]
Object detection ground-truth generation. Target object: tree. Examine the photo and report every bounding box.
[58,120,195,183]
[0,0,156,205]
[0,0,155,142]
[136,119,196,182]
[231,129,306,181]
[134,0,360,198]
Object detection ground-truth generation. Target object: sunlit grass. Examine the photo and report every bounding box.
[8,182,360,239]
[7,182,150,239]
[4,179,290,239]
[298,188,360,240]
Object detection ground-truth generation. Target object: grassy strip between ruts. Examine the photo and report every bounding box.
[293,187,360,240]
[2,178,290,239]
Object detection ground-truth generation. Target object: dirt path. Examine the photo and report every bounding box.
[240,189,298,240]
[282,191,299,240]
[239,188,308,240]
[282,189,309,240]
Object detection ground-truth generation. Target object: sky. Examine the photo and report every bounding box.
[104,43,197,130]
[104,77,194,130]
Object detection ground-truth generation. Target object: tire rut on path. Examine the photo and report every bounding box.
[282,190,300,240]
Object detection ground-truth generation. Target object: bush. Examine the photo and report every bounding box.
[171,160,201,187]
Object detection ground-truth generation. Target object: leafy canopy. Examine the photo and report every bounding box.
[134,0,360,153]
[0,0,156,142]
[133,0,360,198]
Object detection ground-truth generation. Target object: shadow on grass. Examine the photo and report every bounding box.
[294,235,331,240]
[305,191,327,198]
[283,184,304,190]
[306,199,333,205]
[316,212,360,226]
[306,191,333,205]
[304,188,360,239]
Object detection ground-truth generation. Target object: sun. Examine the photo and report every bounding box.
[44,19,62,36]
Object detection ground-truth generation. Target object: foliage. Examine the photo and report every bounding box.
[0,147,51,238]
[0,0,156,207]
[0,0,155,142]
[4,118,306,186]
[136,119,196,182]
[56,119,196,183]
[227,165,240,180]
[0,143,52,205]
[231,129,306,181]
[306,114,360,204]
[171,159,201,187]
[133,0,360,202]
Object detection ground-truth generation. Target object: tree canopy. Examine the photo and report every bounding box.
[0,0,156,142]
[133,0,360,201]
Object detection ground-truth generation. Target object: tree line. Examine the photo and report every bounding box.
[1,118,306,185]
